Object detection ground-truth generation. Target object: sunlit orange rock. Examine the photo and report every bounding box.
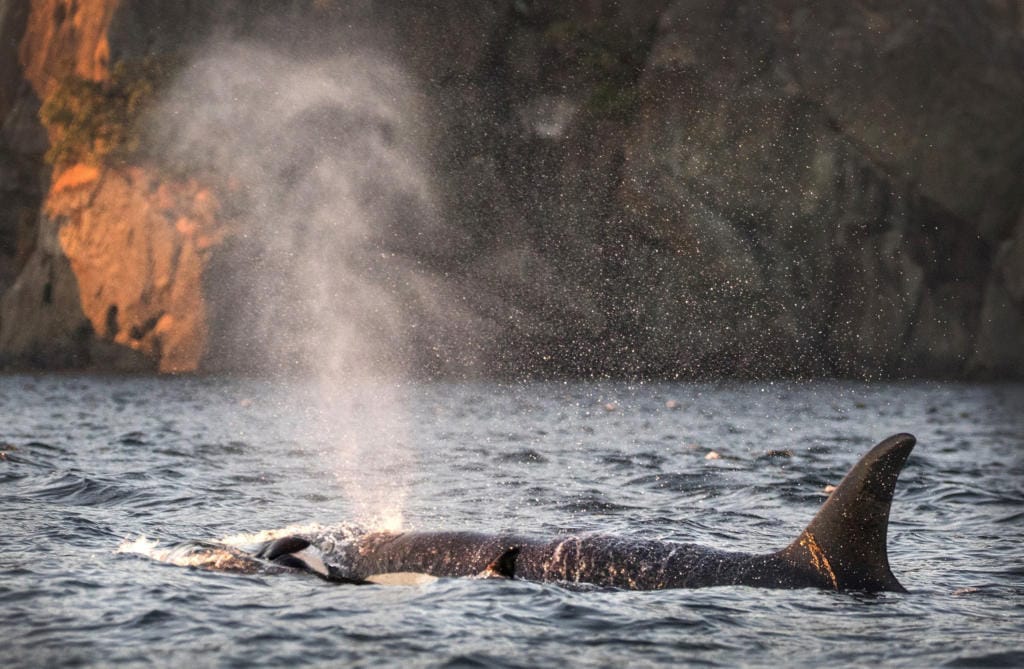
[49,164,224,372]
[52,164,99,192]
[18,0,117,98]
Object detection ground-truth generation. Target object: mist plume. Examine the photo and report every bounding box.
[147,35,476,526]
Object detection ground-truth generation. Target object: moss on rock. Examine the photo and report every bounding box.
[39,57,173,167]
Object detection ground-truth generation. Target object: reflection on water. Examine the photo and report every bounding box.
[1,375,1022,667]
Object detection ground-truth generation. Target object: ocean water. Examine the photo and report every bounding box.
[1,375,1021,667]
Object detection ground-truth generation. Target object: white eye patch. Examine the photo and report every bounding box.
[290,546,329,577]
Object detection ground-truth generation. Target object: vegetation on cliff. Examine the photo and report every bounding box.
[39,57,172,167]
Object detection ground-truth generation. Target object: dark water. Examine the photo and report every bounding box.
[2,375,1022,667]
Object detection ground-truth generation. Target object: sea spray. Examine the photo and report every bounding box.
[116,536,255,571]
[146,38,461,529]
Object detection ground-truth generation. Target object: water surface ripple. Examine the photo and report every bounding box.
[1,376,1022,667]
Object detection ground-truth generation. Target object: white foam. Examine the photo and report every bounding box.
[117,535,255,571]
[218,523,329,548]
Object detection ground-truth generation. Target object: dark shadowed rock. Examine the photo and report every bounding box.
[0,0,1021,377]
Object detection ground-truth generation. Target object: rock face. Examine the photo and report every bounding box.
[0,0,1022,377]
[400,0,1024,377]
[608,1,1020,377]
[0,0,233,372]
[0,162,222,371]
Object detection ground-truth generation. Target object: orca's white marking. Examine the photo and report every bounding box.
[365,572,438,586]
[290,546,330,577]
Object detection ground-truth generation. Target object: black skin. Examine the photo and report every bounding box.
[343,531,821,590]
[257,434,916,593]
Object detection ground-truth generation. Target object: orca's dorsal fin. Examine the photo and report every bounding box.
[478,546,520,579]
[777,433,915,592]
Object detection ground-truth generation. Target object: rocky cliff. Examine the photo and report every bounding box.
[1,0,1022,378]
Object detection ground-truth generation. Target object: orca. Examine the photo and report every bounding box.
[253,433,916,592]
[254,533,520,585]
